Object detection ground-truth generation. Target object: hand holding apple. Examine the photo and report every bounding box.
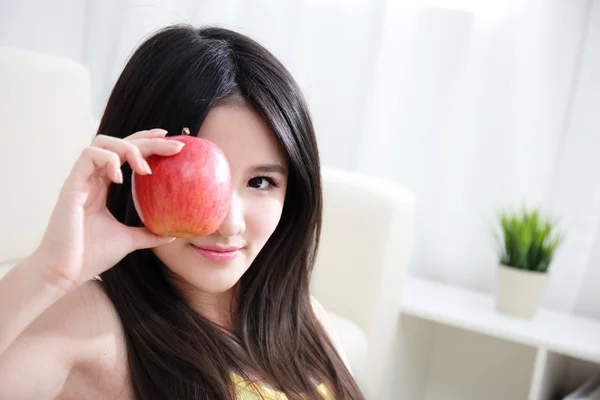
[30,129,186,292]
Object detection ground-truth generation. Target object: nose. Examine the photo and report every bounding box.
[216,192,246,238]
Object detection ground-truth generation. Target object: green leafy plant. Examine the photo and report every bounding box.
[496,206,564,273]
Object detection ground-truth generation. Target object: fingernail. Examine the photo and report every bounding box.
[117,170,124,183]
[142,159,152,174]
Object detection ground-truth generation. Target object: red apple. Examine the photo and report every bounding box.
[132,132,232,238]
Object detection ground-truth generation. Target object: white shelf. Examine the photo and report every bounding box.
[400,277,600,365]
[391,277,600,400]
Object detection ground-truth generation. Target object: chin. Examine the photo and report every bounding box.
[152,243,254,295]
[191,273,241,294]
[163,259,242,293]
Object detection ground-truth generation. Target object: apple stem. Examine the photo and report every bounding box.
[182,127,190,136]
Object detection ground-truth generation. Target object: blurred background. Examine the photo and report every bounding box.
[2,0,598,318]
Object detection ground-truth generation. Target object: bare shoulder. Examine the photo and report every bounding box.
[0,278,131,399]
[310,295,325,317]
[310,296,352,372]
[27,279,122,340]
[53,280,131,399]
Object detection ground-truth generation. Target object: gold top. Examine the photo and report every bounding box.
[231,373,332,399]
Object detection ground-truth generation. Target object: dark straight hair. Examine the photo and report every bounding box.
[96,24,364,399]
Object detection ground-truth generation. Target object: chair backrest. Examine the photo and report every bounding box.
[311,166,416,398]
[0,47,94,264]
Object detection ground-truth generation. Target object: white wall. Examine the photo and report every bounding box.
[570,1,600,319]
[0,0,86,62]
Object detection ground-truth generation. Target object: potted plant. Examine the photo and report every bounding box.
[494,206,564,318]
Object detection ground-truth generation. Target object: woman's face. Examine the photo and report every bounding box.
[152,104,288,294]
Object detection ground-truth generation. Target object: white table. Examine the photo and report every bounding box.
[393,277,600,400]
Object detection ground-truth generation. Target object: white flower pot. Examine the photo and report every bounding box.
[495,264,549,319]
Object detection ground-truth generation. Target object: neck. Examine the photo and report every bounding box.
[190,288,236,330]
[169,276,237,330]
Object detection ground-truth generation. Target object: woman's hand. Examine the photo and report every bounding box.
[34,129,184,292]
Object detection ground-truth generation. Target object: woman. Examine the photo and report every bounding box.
[0,24,365,399]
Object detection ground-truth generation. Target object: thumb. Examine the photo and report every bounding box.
[128,227,176,251]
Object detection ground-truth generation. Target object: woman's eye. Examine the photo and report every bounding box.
[247,176,279,190]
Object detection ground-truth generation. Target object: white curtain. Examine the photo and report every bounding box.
[2,0,599,318]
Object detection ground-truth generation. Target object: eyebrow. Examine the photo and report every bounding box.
[250,164,287,175]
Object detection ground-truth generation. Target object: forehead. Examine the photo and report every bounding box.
[197,105,286,171]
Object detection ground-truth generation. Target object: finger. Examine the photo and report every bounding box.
[127,137,186,159]
[67,146,122,189]
[92,135,150,176]
[125,128,168,140]
[92,135,185,176]
[127,227,176,251]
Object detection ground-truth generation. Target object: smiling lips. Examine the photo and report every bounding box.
[191,244,241,262]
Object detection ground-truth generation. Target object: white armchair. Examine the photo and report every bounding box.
[0,47,95,272]
[311,166,416,399]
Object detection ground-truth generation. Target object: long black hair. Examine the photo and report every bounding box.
[96,24,364,399]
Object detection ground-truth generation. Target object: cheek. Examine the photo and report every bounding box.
[151,239,186,265]
[245,197,284,243]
